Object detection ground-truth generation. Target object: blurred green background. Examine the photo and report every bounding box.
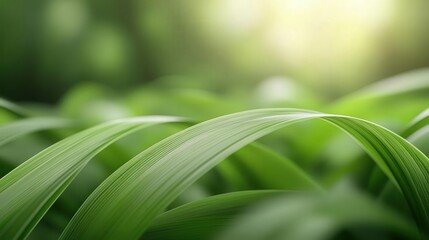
[2,2,429,239]
[1,0,429,103]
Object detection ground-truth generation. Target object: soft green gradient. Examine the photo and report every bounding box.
[1,0,429,101]
[1,1,429,240]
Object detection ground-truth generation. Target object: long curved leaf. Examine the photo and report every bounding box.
[218,190,418,240]
[328,107,429,191]
[145,190,286,240]
[62,109,429,239]
[0,98,29,117]
[0,116,182,239]
[218,143,322,191]
[403,108,429,139]
[147,190,417,240]
[340,68,429,101]
[0,118,71,147]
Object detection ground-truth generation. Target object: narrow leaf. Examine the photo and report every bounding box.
[0,116,182,240]
[403,108,429,138]
[0,98,29,117]
[219,143,322,191]
[0,118,71,147]
[145,190,286,240]
[62,109,429,239]
[218,190,418,240]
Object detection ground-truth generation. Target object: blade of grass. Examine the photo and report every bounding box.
[0,118,72,147]
[145,190,287,240]
[367,107,429,196]
[339,68,429,101]
[62,108,429,239]
[0,98,30,117]
[0,116,182,240]
[301,69,429,168]
[403,108,429,139]
[326,107,429,190]
[218,143,322,191]
[370,108,429,208]
[217,190,418,240]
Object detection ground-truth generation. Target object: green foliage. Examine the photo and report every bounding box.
[0,117,182,239]
[1,69,429,240]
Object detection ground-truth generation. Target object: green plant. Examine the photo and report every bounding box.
[1,69,429,240]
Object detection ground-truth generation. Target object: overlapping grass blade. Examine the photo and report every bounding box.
[327,68,429,125]
[0,116,182,239]
[145,190,286,240]
[147,190,417,240]
[0,118,71,147]
[403,108,429,138]
[218,143,322,191]
[218,190,418,240]
[367,108,429,192]
[62,108,429,239]
[341,68,429,100]
[327,107,429,191]
[369,108,429,205]
[0,98,29,117]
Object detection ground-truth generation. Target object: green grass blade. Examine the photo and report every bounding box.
[341,68,429,101]
[219,143,322,191]
[0,118,71,147]
[367,108,429,194]
[218,190,418,240]
[145,190,286,240]
[0,116,182,240]
[323,117,429,233]
[368,108,429,207]
[328,68,429,124]
[62,109,429,239]
[0,98,30,117]
[403,108,429,138]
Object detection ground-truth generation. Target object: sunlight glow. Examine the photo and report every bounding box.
[264,0,393,64]
[211,0,395,88]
